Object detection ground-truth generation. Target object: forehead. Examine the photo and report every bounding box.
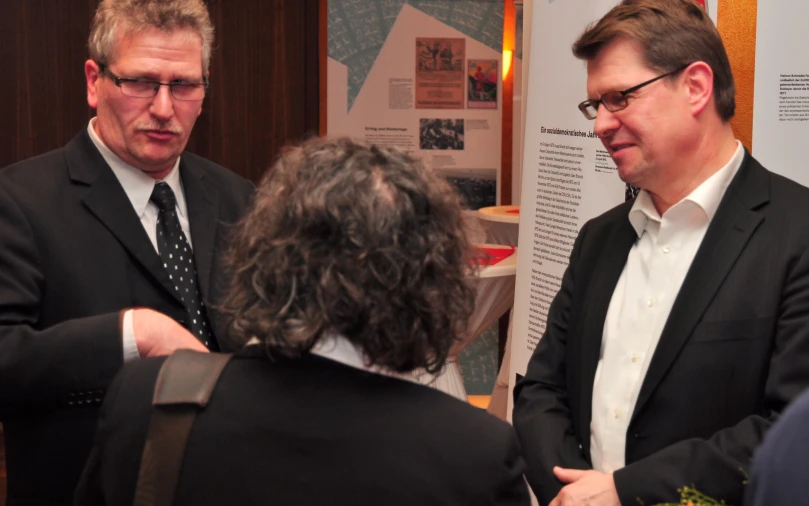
[111,27,203,77]
[585,38,657,96]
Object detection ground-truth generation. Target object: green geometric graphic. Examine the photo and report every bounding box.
[328,0,504,111]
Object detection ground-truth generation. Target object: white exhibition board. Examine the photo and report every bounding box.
[752,1,809,186]
[508,0,625,418]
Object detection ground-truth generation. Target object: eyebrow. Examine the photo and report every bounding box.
[119,69,203,82]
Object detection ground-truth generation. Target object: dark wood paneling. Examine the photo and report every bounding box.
[0,1,98,169]
[191,0,320,182]
[0,2,319,504]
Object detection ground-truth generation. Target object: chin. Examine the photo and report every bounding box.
[139,151,178,167]
[616,166,634,184]
[616,161,647,186]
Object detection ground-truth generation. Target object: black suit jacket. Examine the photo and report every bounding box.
[0,128,254,505]
[75,347,530,506]
[513,152,809,505]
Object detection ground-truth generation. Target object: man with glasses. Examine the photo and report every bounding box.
[0,0,253,503]
[513,1,809,505]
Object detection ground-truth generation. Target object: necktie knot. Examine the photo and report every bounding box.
[150,182,177,212]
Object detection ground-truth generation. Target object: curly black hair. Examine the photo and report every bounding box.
[222,137,477,374]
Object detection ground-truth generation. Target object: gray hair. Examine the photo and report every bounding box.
[88,0,214,74]
[222,137,478,374]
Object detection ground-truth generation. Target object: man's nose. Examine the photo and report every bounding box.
[149,85,175,120]
[593,105,620,139]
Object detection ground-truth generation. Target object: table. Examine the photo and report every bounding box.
[409,245,517,400]
[477,206,520,419]
[486,309,513,420]
[477,205,520,246]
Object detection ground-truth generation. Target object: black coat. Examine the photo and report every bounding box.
[0,128,254,505]
[76,347,530,506]
[514,152,809,505]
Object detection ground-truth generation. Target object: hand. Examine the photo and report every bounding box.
[549,467,620,506]
[132,308,209,357]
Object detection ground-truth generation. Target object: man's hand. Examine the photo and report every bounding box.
[132,308,209,357]
[549,467,620,506]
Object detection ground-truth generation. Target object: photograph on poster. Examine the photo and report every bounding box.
[515,1,524,60]
[416,37,465,109]
[419,118,465,150]
[439,168,497,211]
[467,59,498,109]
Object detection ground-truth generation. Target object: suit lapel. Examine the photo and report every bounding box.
[579,213,637,439]
[180,158,219,301]
[67,130,184,305]
[632,153,769,419]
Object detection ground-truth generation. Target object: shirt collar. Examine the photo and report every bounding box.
[627,140,744,237]
[86,118,185,218]
[310,332,374,371]
[245,332,410,380]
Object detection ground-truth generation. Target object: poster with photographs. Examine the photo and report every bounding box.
[415,37,465,109]
[327,1,503,212]
[440,168,497,211]
[467,59,498,109]
[419,118,464,150]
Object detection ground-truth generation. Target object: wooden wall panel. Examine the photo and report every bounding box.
[0,1,97,169]
[194,0,320,182]
[0,2,319,504]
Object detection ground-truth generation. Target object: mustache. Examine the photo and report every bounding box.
[136,122,182,134]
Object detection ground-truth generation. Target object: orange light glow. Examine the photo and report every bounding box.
[502,49,513,79]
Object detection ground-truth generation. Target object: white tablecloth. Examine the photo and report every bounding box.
[487,309,513,420]
[476,207,520,416]
[410,247,517,400]
[478,205,520,246]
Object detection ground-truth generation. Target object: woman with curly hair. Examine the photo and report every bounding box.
[76,137,529,505]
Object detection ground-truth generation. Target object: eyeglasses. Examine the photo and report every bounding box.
[577,64,691,120]
[99,64,208,101]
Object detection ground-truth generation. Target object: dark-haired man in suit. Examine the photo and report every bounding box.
[513,1,809,505]
[0,0,253,503]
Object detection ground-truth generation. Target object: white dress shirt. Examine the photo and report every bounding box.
[86,119,191,361]
[247,332,420,385]
[590,141,745,474]
[310,332,420,384]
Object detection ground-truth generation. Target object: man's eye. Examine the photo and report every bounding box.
[603,94,625,108]
[128,80,157,91]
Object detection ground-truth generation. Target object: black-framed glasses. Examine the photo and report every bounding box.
[99,63,208,101]
[577,64,691,120]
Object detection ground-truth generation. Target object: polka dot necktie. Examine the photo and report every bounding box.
[150,182,218,350]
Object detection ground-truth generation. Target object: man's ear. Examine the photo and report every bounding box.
[85,60,102,109]
[683,61,714,117]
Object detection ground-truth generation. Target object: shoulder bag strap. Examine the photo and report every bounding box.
[133,349,234,506]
